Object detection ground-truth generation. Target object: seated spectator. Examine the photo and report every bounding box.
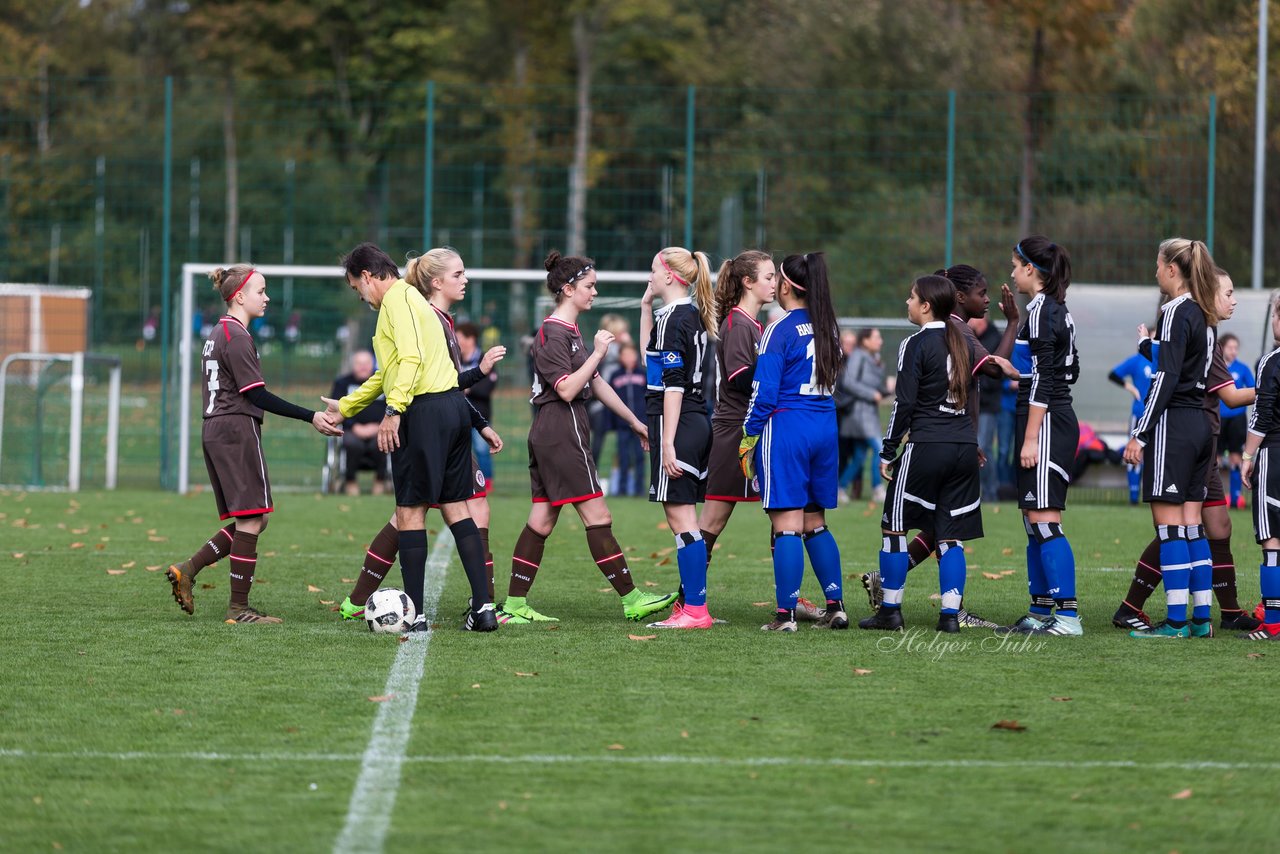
[330,350,388,496]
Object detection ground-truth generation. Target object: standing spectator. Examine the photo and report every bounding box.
[458,322,497,488]
[971,314,1004,500]
[330,350,388,496]
[1219,332,1254,508]
[840,328,889,503]
[608,342,647,496]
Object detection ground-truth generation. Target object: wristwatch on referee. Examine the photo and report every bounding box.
[384,405,401,419]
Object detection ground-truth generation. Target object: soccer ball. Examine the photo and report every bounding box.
[364,588,416,634]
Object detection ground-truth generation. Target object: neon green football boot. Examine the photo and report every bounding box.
[338,596,365,621]
[621,589,678,622]
[497,596,558,624]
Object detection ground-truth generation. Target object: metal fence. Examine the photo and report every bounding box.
[0,77,1219,489]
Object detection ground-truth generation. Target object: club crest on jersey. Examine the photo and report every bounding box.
[571,342,580,353]
[663,350,683,367]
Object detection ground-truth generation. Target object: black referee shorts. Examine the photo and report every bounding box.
[392,389,474,508]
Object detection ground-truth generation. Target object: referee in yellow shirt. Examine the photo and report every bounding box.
[324,242,499,632]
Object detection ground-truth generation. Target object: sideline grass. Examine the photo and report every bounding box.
[2,488,1278,851]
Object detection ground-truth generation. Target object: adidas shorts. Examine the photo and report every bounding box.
[1015,407,1078,511]
[757,408,839,511]
[1142,407,1211,505]
[881,441,983,541]
[648,409,711,505]
[1252,447,1280,543]
[705,418,760,502]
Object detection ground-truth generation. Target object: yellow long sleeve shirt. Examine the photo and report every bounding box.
[339,279,458,418]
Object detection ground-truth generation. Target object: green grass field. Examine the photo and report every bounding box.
[3,487,1279,852]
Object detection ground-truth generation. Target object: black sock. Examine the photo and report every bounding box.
[449,518,491,607]
[399,529,428,614]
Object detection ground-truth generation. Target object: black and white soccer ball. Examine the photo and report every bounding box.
[364,588,416,634]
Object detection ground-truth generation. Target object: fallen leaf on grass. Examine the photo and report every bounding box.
[341,578,356,584]
[928,593,942,601]
[368,695,394,702]
[120,561,136,569]
[106,569,126,576]
[514,671,538,678]
[981,572,1002,580]
[471,683,481,688]
[751,602,771,607]
[656,557,671,566]
[1246,652,1265,660]
[607,743,625,750]
[1170,788,1193,800]
[147,535,168,542]
[1001,547,1014,556]
[991,720,1026,732]
[319,600,335,605]
[1000,570,1016,576]
[306,584,323,592]
[398,636,409,644]
[597,587,612,593]
[643,581,658,587]
[69,542,85,549]
[200,583,216,589]
[628,634,657,641]
[656,522,669,531]
[1051,697,1072,702]
[852,668,873,676]
[94,544,105,551]
[547,625,560,631]
[145,565,162,572]
[11,553,24,559]
[681,730,689,738]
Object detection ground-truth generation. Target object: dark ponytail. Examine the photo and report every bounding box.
[780,252,840,392]
[1015,235,1071,303]
[914,274,970,410]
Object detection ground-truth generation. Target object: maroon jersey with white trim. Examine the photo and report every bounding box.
[201,315,265,420]
[432,304,465,373]
[530,316,593,407]
[1203,342,1232,434]
[713,306,762,426]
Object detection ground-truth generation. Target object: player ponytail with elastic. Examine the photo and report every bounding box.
[659,247,717,340]
[715,250,772,326]
[209,264,256,304]
[914,274,970,410]
[1014,235,1072,304]
[1159,237,1221,325]
[780,253,840,393]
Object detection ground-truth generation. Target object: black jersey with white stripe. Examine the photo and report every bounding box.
[645,298,708,417]
[1132,293,1214,445]
[880,322,978,461]
[1013,294,1078,413]
[1249,345,1280,450]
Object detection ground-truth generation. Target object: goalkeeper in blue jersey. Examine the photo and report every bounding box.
[739,253,846,632]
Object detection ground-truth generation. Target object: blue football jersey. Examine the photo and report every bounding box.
[743,309,834,437]
[1111,350,1157,419]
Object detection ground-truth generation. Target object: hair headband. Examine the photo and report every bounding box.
[1015,243,1048,275]
[658,253,689,287]
[228,269,257,302]
[565,264,594,287]
[780,267,806,292]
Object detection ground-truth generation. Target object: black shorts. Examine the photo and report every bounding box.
[705,418,760,502]
[648,408,711,505]
[1142,407,1212,504]
[881,441,983,541]
[392,389,473,507]
[528,401,603,505]
[1015,407,1078,511]
[1203,436,1227,506]
[202,415,273,520]
[1252,446,1280,542]
[1222,414,1248,455]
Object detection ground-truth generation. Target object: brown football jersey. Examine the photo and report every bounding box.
[201,315,266,420]
[432,304,465,373]
[713,306,763,427]
[1204,340,1232,434]
[530,316,594,408]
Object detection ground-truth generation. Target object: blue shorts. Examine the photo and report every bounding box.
[756,408,838,510]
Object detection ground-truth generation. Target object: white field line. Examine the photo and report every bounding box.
[1,748,1278,773]
[331,530,453,854]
